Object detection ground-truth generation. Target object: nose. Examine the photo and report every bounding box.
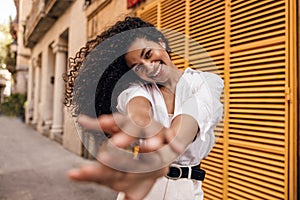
[141,60,154,74]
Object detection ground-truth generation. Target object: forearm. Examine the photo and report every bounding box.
[126,96,152,127]
[168,114,199,152]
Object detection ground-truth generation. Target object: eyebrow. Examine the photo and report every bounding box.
[140,47,146,58]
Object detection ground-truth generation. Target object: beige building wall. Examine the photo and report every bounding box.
[24,0,152,156]
[15,0,31,94]
[63,0,89,155]
[86,0,130,40]
[25,0,87,155]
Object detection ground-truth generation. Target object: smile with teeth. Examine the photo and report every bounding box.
[149,62,162,78]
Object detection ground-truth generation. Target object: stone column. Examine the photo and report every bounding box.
[31,58,41,127]
[38,47,54,135]
[50,41,67,143]
[25,59,34,124]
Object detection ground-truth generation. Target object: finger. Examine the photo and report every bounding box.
[77,114,103,130]
[77,114,122,134]
[67,164,105,183]
[110,133,136,148]
[98,143,164,173]
[97,114,122,133]
[139,136,163,153]
[143,120,165,138]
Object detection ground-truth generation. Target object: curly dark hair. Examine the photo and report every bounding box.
[64,16,171,118]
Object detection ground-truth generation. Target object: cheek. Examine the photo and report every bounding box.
[155,50,171,61]
[124,56,131,68]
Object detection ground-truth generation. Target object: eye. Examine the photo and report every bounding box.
[134,64,143,72]
[145,49,151,59]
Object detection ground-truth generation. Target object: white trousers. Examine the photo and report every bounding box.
[116,176,203,200]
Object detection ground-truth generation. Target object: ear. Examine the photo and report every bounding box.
[158,38,166,49]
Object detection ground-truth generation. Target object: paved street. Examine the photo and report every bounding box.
[0,116,118,200]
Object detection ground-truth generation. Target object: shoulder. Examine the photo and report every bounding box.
[178,68,223,99]
[126,82,157,94]
[183,68,222,82]
[118,82,157,103]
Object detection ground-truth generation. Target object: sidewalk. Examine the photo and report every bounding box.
[0,116,118,200]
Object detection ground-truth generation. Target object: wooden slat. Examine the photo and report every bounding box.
[229,168,285,189]
[161,4,185,20]
[228,178,284,199]
[230,108,285,115]
[190,0,222,13]
[230,36,285,52]
[229,98,285,103]
[229,74,285,82]
[231,2,285,25]
[232,18,285,36]
[230,68,285,78]
[190,1,224,21]
[230,0,258,10]
[231,0,276,16]
[230,80,285,87]
[231,30,285,45]
[231,24,285,41]
[229,146,285,162]
[231,1,284,21]
[229,116,285,126]
[229,156,284,174]
[230,103,284,109]
[160,0,183,11]
[230,86,285,93]
[189,44,225,54]
[229,140,284,154]
[230,129,284,140]
[229,134,284,146]
[161,18,185,29]
[229,123,284,134]
[190,16,224,32]
[231,43,285,57]
[230,58,285,67]
[230,50,285,62]
[230,63,284,73]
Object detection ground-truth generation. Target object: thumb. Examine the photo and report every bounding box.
[67,164,105,183]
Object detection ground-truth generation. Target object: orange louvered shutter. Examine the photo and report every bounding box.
[188,1,226,199]
[137,0,297,199]
[226,0,296,199]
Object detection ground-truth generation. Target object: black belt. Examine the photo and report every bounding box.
[166,164,205,181]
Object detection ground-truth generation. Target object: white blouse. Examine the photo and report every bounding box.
[116,68,224,166]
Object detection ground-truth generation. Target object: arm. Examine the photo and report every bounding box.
[68,97,170,200]
[67,98,200,200]
[125,97,198,154]
[165,114,198,153]
[126,96,152,127]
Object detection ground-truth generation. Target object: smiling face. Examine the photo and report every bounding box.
[125,38,177,84]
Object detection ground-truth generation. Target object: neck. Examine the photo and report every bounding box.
[161,68,183,92]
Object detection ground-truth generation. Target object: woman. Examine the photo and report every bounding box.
[64,16,223,200]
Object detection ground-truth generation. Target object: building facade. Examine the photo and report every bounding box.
[18,0,298,199]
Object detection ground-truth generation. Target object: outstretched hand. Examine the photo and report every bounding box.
[68,159,168,200]
[77,113,186,154]
[67,113,186,200]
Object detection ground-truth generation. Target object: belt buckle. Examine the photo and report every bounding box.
[166,164,182,180]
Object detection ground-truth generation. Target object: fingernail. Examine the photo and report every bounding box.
[67,169,80,178]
